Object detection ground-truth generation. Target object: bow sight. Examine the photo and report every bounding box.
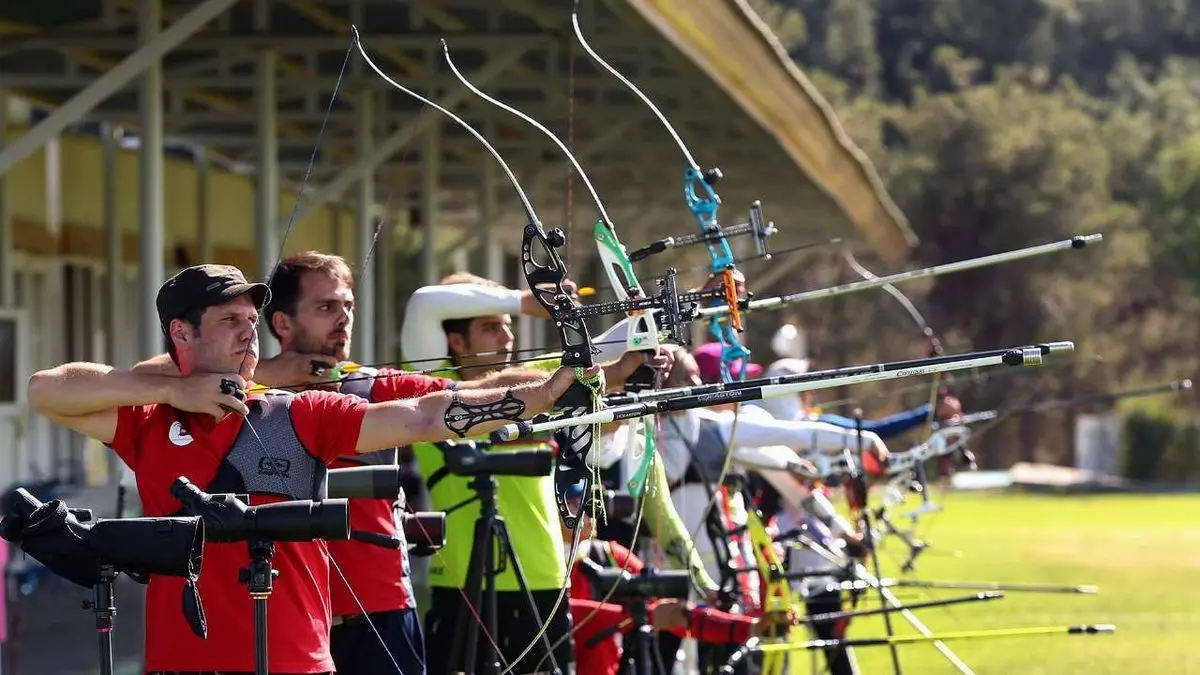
[628,199,777,264]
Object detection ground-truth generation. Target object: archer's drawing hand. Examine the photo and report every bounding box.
[254,351,338,389]
[168,373,250,421]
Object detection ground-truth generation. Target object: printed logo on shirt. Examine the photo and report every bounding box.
[168,421,193,447]
[258,456,292,478]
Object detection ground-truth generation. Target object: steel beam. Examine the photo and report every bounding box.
[0,0,239,177]
[7,73,694,94]
[353,91,376,364]
[6,32,567,51]
[138,0,166,361]
[279,46,530,233]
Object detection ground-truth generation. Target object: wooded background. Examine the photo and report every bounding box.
[740,0,1200,482]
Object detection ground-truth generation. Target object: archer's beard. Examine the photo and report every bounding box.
[295,332,350,362]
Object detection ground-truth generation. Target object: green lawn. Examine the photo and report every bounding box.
[835,491,1200,675]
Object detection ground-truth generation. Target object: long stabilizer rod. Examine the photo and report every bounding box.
[698,233,1103,318]
[829,579,1100,595]
[753,624,1115,653]
[492,342,1072,441]
[802,592,1005,625]
[603,342,1074,408]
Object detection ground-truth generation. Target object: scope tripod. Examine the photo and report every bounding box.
[446,473,562,675]
[239,537,278,675]
[82,564,120,675]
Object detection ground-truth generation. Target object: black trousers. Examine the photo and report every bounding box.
[424,587,575,675]
[331,607,426,675]
[807,590,857,675]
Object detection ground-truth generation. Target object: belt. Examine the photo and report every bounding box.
[331,613,368,627]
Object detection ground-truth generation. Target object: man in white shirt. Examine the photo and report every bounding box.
[402,272,668,675]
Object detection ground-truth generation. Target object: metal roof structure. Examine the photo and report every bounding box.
[0,0,914,275]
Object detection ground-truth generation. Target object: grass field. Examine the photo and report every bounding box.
[835,491,1200,675]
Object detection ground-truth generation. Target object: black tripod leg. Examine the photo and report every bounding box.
[495,519,563,675]
[453,515,494,673]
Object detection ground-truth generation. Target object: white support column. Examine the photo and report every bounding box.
[102,123,122,365]
[0,0,239,176]
[479,116,502,281]
[45,135,68,477]
[0,87,12,307]
[354,91,376,364]
[138,0,165,361]
[420,120,441,286]
[101,122,122,489]
[196,147,212,261]
[253,0,278,357]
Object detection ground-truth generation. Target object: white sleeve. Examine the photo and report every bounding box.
[595,424,634,470]
[730,444,800,472]
[724,414,884,455]
[593,318,630,363]
[753,468,817,510]
[400,284,524,365]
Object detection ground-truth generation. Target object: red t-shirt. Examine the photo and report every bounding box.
[327,370,453,617]
[107,389,367,673]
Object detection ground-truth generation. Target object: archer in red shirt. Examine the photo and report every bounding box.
[257,252,564,675]
[561,488,775,675]
[28,263,586,674]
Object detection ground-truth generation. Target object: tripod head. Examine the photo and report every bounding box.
[170,477,350,543]
[440,440,552,478]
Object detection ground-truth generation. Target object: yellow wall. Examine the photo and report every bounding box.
[3,125,360,277]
